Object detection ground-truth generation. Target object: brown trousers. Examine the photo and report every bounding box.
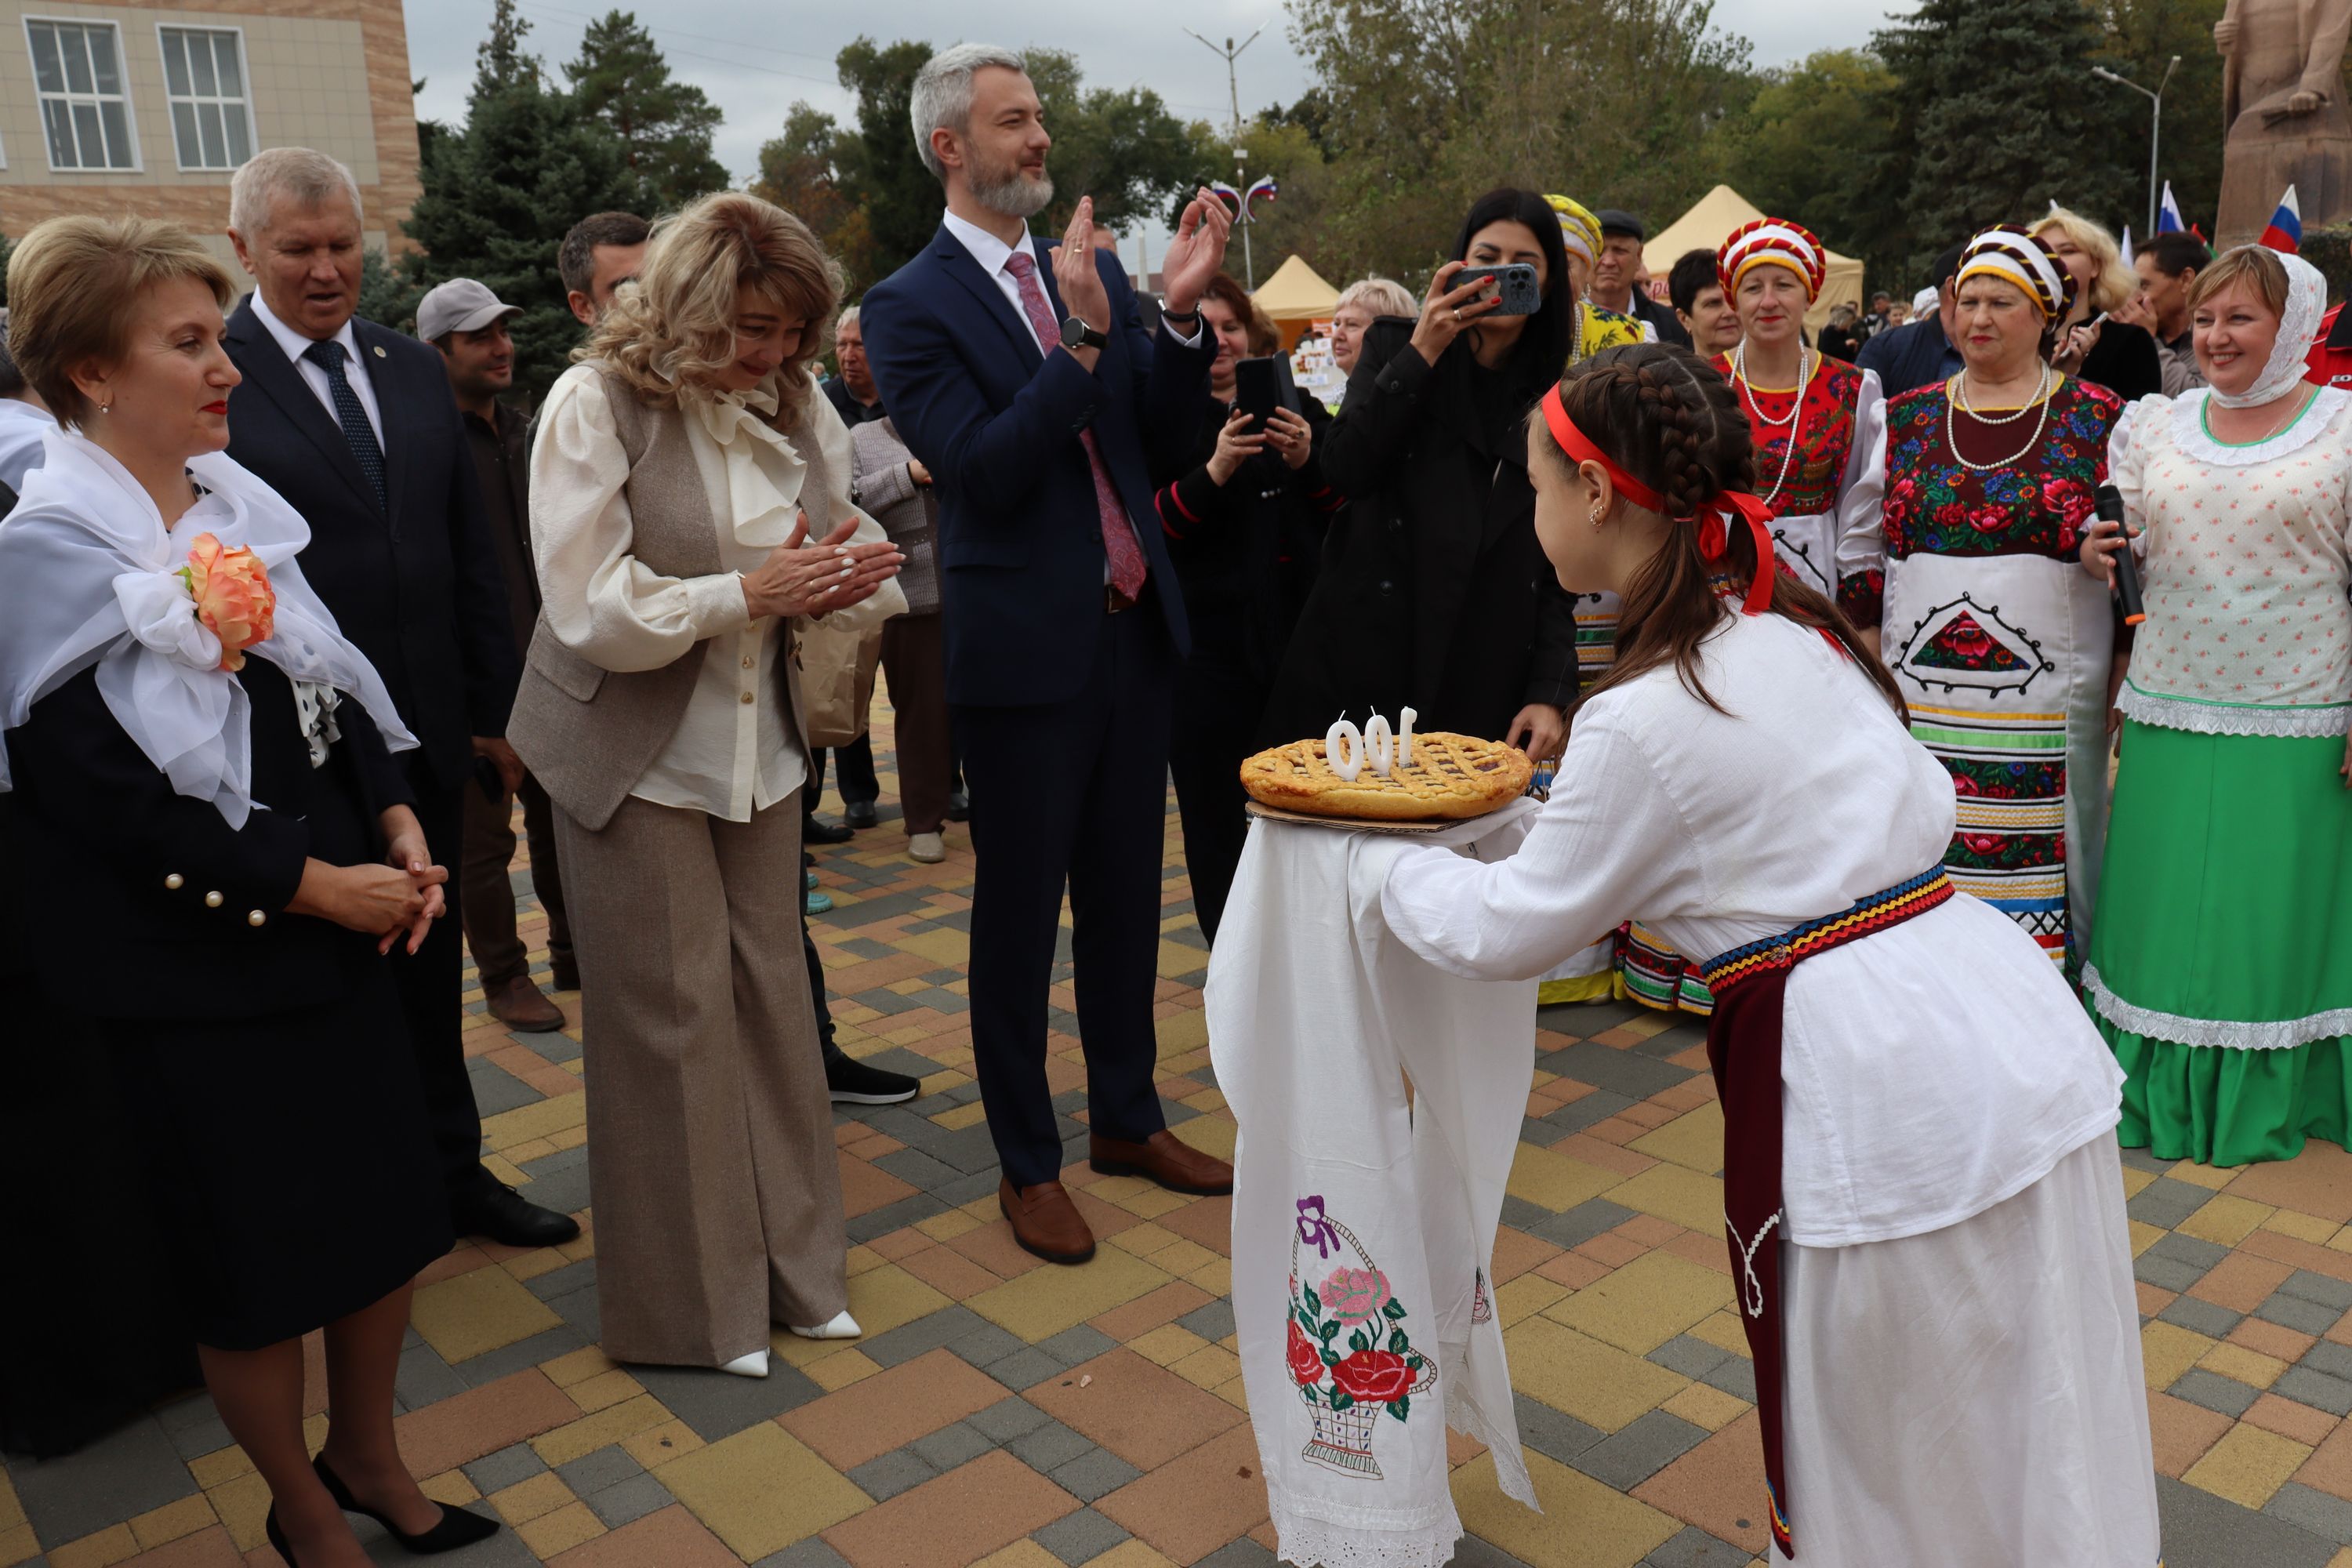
[459,773,572,986]
[551,789,848,1367]
[880,612,952,834]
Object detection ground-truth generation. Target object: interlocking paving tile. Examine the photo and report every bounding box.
[13,718,2343,1566]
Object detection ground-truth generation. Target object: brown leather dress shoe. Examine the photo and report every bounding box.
[1088,1130,1235,1196]
[485,975,564,1033]
[998,1178,1096,1265]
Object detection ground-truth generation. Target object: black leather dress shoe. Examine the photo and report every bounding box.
[804,816,855,845]
[315,1454,501,1555]
[945,790,971,822]
[450,1181,580,1248]
[844,800,879,829]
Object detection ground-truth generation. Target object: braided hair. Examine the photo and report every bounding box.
[1534,343,1905,718]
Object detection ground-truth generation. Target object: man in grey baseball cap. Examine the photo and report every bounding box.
[416,278,574,1034]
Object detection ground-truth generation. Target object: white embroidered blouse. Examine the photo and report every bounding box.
[2107,386,2352,736]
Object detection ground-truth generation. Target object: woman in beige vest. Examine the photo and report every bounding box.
[513,194,905,1377]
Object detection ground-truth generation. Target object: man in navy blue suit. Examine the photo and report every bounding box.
[864,44,1237,1264]
[221,148,574,1250]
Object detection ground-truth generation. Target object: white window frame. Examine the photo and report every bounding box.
[22,16,143,173]
[154,23,256,172]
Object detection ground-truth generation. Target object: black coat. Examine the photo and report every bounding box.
[2076,318,2164,403]
[1262,318,1580,745]
[223,300,518,790]
[1154,393,1338,684]
[4,659,416,1019]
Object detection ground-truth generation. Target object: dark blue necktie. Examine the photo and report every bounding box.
[302,338,386,510]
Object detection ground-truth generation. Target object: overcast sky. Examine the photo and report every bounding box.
[407,0,1907,259]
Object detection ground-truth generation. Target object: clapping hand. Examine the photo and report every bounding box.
[1160,187,1236,314]
[1054,197,1112,336]
[742,510,905,620]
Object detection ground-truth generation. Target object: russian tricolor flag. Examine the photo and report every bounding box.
[1209,180,1243,215]
[2155,181,2185,234]
[1243,175,1279,220]
[2262,184,2303,253]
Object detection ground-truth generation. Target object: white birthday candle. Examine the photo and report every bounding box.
[1365,713,1394,777]
[1325,719,1365,782]
[1399,706,1417,766]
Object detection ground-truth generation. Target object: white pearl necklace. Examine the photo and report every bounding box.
[1733,343,1813,504]
[1944,367,2054,473]
[1950,361,2050,426]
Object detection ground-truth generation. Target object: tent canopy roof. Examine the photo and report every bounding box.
[1251,254,1342,319]
[1642,185,1864,327]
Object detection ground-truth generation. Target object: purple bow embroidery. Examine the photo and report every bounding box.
[1296,1196,1340,1259]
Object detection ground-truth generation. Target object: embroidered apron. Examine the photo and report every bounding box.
[1700,867,1957,1561]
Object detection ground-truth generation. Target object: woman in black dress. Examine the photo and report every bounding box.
[0,216,496,1567]
[1154,274,1338,942]
[1261,187,1581,762]
[2034,207,2165,402]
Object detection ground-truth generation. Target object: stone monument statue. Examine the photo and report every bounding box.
[2216,0,2352,244]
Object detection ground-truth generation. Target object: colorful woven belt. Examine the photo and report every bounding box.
[1699,869,1953,997]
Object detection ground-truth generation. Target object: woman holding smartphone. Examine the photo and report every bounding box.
[1262,187,1581,763]
[1155,274,1338,942]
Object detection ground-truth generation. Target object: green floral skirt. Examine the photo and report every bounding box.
[2086,719,2352,1167]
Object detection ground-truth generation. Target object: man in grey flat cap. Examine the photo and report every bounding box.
[419,279,574,1035]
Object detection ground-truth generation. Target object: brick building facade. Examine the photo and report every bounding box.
[0,0,419,264]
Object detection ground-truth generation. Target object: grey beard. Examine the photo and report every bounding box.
[971,163,1054,220]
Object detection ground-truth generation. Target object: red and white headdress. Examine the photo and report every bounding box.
[1955,224,2075,321]
[1717,218,1828,303]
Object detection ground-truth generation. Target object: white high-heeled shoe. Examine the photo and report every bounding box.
[787,1310,862,1341]
[719,1348,771,1378]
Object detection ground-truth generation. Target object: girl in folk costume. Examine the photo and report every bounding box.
[2085,245,2352,1166]
[1383,343,2158,1566]
[1841,226,2127,974]
[1610,220,1896,1016]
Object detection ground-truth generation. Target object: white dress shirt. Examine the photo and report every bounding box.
[528,366,837,822]
[0,397,56,492]
[248,288,384,446]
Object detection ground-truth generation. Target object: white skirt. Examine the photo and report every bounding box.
[1782,1132,2160,1567]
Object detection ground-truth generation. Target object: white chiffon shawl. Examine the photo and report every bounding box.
[0,426,415,826]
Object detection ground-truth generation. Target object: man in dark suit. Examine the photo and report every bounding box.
[864,44,1236,1264]
[223,147,574,1249]
[1857,241,1969,401]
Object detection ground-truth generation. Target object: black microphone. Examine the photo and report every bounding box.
[2094,484,2146,626]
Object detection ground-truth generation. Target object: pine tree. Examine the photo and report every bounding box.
[565,11,729,212]
[1872,0,2136,273]
[399,0,638,401]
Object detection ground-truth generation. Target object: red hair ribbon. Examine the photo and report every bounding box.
[1540,384,1778,615]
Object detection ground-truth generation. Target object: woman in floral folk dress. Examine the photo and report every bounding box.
[1611,218,1893,1018]
[1841,226,2126,973]
[2085,245,2352,1166]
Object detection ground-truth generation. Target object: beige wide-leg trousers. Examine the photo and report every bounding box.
[554,789,848,1367]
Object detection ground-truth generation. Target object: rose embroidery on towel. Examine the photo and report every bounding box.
[1287,1196,1435,1479]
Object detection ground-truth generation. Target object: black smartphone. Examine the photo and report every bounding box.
[1233,353,1301,428]
[1453,262,1541,317]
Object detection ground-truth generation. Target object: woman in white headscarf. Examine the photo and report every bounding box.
[0,216,499,1565]
[2083,243,2352,1167]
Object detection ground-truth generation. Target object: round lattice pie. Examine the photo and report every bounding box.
[1240,731,1533,821]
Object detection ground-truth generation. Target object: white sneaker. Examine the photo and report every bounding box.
[788,1310,863,1341]
[719,1348,770,1378]
[908,832,946,864]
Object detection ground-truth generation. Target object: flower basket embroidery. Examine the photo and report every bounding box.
[1289,1196,1437,1480]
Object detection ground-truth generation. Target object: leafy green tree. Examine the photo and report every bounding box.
[1707,50,1905,281]
[2091,0,2227,236]
[829,38,940,290]
[752,103,867,281]
[1214,116,1331,286]
[1286,0,1753,289]
[398,0,637,401]
[356,245,420,332]
[1870,0,2135,278]
[1021,48,1222,238]
[564,11,729,212]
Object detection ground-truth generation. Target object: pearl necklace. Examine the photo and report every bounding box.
[1950,361,2050,426]
[1733,343,1813,504]
[1945,367,2054,473]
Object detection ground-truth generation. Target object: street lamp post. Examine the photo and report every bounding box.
[1234,148,1256,288]
[2092,56,2181,235]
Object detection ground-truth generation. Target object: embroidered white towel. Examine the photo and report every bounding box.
[1209,804,1541,1568]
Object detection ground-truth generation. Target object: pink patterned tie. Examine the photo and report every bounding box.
[1004,249,1148,599]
